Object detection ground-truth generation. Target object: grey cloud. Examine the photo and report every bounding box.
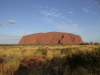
[69,12,74,14]
[81,28,84,31]
[39,7,82,34]
[56,23,80,33]
[43,17,54,24]
[82,8,89,12]
[8,20,16,24]
[40,10,64,19]
[94,0,100,7]
[40,10,66,25]
[0,22,2,26]
[67,19,72,23]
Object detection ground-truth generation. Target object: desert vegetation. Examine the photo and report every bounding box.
[0,44,100,75]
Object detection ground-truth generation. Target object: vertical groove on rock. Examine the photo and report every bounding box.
[41,33,48,44]
[58,34,64,44]
[51,34,56,43]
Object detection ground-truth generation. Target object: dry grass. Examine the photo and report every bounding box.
[0,44,100,75]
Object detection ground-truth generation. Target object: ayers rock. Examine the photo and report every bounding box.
[19,32,83,44]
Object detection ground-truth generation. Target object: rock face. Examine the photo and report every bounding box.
[19,32,83,44]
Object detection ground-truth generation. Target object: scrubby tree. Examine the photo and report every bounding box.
[90,41,93,45]
[80,42,89,45]
[94,42,99,45]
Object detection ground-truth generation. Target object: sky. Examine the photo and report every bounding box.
[0,0,100,44]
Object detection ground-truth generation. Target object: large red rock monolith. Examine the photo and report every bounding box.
[19,32,83,44]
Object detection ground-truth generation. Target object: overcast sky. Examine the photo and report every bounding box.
[0,0,100,44]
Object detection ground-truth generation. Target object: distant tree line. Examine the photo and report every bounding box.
[80,41,100,45]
